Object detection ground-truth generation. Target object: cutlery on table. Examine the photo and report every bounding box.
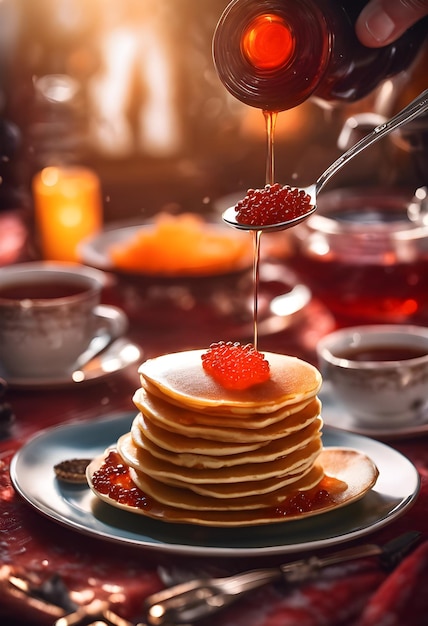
[71,338,142,383]
[143,531,421,625]
[2,532,421,626]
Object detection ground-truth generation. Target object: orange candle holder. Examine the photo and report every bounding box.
[33,166,103,262]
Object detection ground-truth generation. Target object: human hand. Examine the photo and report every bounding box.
[355,0,428,47]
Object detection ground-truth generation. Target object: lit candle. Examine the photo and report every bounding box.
[32,166,103,261]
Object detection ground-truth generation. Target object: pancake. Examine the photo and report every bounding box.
[130,415,323,468]
[138,350,322,414]
[138,383,316,428]
[129,461,325,507]
[87,447,379,526]
[133,388,321,443]
[88,348,378,527]
[117,431,322,488]
[134,414,270,456]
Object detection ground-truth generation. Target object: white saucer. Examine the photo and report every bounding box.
[0,305,141,388]
[319,381,428,440]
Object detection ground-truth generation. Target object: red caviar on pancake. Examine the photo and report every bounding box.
[235,183,311,226]
[201,341,270,390]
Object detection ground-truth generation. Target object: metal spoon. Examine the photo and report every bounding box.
[72,338,142,383]
[223,88,428,233]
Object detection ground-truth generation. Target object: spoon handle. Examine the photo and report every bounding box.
[316,88,428,195]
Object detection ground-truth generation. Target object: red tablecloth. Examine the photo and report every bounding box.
[1,275,427,626]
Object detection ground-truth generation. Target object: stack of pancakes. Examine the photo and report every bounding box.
[115,349,325,526]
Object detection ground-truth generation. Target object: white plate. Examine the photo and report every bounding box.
[320,381,428,440]
[0,306,139,388]
[10,413,420,557]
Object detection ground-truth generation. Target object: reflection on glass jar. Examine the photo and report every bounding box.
[287,187,428,326]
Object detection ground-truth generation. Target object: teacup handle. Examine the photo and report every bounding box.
[74,305,128,370]
[94,304,128,340]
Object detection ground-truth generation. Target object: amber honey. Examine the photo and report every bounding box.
[213,0,428,111]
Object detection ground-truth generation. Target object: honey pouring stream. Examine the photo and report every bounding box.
[225,89,428,349]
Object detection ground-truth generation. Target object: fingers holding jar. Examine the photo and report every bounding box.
[355,0,428,47]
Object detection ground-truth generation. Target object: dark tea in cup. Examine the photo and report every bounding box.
[0,281,88,300]
[0,262,106,378]
[334,345,427,362]
[317,324,428,425]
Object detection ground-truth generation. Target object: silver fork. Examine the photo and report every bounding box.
[144,531,421,625]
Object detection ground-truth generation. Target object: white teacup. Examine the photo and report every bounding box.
[316,324,428,426]
[0,261,115,378]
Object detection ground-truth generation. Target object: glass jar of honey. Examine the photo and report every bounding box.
[213,0,428,112]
